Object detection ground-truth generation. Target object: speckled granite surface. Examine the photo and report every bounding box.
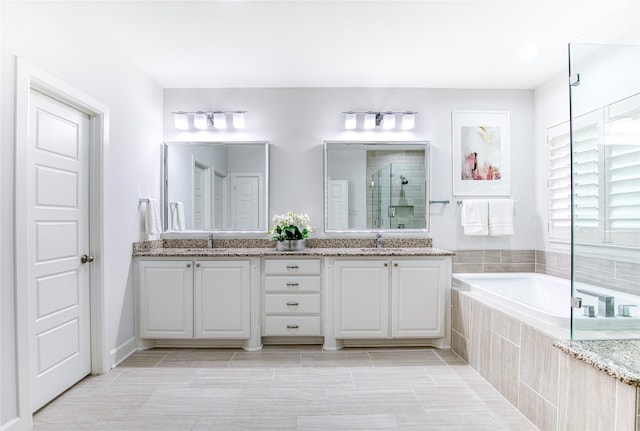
[132,238,451,257]
[554,339,640,386]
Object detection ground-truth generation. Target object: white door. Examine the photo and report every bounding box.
[28,90,91,411]
[193,163,206,229]
[328,179,349,230]
[213,171,225,230]
[232,174,260,230]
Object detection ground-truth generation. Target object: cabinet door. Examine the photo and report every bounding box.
[138,260,193,338]
[194,260,251,339]
[335,260,390,338]
[391,259,446,338]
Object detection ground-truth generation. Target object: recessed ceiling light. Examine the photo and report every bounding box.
[517,44,541,61]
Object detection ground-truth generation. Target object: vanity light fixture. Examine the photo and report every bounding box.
[363,112,376,129]
[401,112,415,130]
[171,110,247,130]
[343,111,417,130]
[213,112,226,129]
[232,111,246,129]
[382,112,396,129]
[193,112,210,130]
[174,112,190,130]
[344,112,357,130]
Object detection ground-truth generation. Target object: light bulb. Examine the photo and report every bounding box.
[174,112,189,130]
[364,112,376,129]
[344,112,357,129]
[213,112,226,129]
[401,113,415,130]
[193,112,209,129]
[383,113,396,129]
[233,112,245,129]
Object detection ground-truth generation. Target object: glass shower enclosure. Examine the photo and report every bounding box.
[370,162,426,229]
[569,5,640,342]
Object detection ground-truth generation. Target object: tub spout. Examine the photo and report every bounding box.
[576,289,615,317]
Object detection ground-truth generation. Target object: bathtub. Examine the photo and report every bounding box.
[452,272,639,336]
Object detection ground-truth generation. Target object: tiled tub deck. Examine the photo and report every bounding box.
[452,287,640,430]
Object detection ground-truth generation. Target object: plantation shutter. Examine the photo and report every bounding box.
[572,110,603,244]
[605,94,640,246]
[548,122,571,242]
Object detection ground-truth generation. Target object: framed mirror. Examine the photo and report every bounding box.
[324,141,430,232]
[163,141,269,232]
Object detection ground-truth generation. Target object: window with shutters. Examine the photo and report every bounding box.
[548,121,571,242]
[549,93,640,247]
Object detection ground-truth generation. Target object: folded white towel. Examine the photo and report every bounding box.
[489,199,514,236]
[145,198,163,237]
[170,202,186,231]
[461,199,489,236]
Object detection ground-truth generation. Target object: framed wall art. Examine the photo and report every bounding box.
[452,110,510,195]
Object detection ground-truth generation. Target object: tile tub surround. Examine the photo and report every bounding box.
[453,249,571,277]
[452,288,640,430]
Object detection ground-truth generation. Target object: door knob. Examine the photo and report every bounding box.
[80,254,94,264]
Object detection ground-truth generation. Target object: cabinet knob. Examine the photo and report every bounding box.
[384,263,388,267]
[186,263,191,268]
[286,324,299,329]
[196,263,200,268]
[80,254,94,264]
[394,263,398,267]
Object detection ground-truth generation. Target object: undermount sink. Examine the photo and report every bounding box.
[357,247,404,252]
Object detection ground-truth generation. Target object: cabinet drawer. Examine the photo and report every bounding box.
[263,316,322,336]
[264,294,321,314]
[264,276,320,292]
[264,259,321,275]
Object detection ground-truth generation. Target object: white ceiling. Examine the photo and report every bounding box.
[45,0,636,89]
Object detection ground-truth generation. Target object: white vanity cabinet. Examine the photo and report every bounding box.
[138,260,194,339]
[331,258,448,342]
[262,258,322,336]
[137,258,260,349]
[194,260,251,339]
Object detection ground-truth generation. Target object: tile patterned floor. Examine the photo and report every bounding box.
[33,346,537,430]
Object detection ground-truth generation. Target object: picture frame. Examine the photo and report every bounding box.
[452,110,510,196]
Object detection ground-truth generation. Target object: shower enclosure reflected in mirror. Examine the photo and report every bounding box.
[163,142,269,232]
[324,141,430,232]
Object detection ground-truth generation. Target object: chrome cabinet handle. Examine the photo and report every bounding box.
[80,254,94,264]
[286,325,299,329]
[286,302,299,307]
[286,282,299,287]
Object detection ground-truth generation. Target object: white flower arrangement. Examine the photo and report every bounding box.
[269,211,313,241]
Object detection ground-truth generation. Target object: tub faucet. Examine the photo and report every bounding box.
[576,289,615,317]
[376,233,383,249]
[207,233,213,249]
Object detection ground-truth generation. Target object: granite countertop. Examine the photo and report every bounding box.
[133,246,454,257]
[132,238,455,258]
[554,339,640,387]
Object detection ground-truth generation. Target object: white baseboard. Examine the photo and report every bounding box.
[109,337,137,368]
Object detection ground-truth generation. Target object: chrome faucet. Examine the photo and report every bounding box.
[376,233,383,249]
[207,233,213,249]
[576,289,615,317]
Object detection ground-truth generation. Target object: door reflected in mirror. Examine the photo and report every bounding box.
[164,142,269,232]
[324,141,430,232]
